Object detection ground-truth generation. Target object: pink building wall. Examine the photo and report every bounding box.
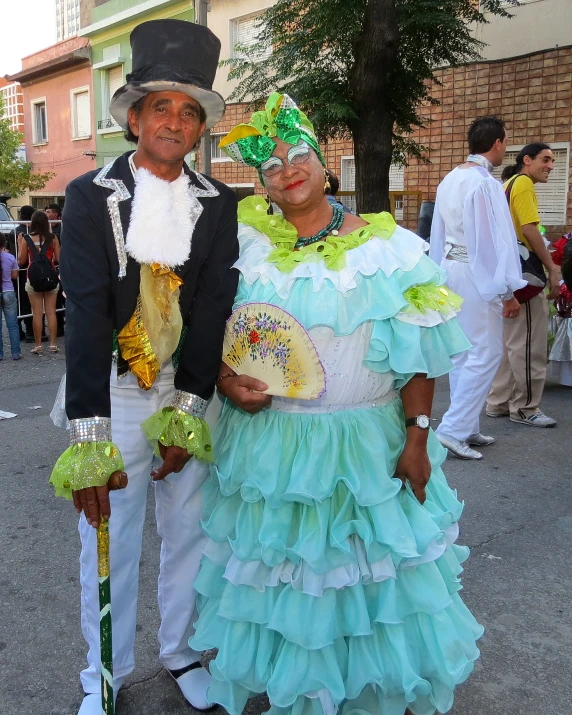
[19,38,96,196]
[21,36,88,70]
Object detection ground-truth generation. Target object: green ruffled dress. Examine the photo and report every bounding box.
[190,199,483,715]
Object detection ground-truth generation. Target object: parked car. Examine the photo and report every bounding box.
[0,202,19,237]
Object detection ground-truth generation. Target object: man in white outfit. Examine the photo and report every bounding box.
[429,116,525,459]
[49,20,238,714]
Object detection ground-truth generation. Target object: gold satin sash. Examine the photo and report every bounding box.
[117,263,184,390]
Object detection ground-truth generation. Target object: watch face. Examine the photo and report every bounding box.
[418,415,430,429]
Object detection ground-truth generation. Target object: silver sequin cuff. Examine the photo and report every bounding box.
[69,417,113,444]
[499,289,514,302]
[172,391,207,419]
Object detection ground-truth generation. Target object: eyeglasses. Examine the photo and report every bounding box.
[260,143,312,178]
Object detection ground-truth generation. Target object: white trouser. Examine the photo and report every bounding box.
[78,363,208,694]
[437,259,504,441]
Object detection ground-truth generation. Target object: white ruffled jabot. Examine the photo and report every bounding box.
[125,166,200,268]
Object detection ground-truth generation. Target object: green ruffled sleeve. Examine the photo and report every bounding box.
[401,282,463,319]
[50,442,125,500]
[141,407,214,463]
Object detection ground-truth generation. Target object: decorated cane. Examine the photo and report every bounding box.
[97,519,115,715]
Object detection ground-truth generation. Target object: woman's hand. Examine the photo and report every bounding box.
[218,374,272,414]
[395,437,431,504]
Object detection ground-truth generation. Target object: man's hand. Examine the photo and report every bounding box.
[150,444,191,481]
[547,267,562,300]
[502,296,520,319]
[218,374,272,414]
[72,470,128,528]
[395,439,431,504]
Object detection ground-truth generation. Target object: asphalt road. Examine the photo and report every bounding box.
[1,341,571,715]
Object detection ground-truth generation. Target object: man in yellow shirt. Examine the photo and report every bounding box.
[487,143,561,426]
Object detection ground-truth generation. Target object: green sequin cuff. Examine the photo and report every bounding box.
[140,408,214,463]
[49,442,125,500]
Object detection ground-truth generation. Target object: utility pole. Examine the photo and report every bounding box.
[195,0,211,176]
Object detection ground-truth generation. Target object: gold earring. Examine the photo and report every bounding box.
[324,170,331,194]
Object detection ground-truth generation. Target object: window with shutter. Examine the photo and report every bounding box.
[72,89,91,138]
[108,65,123,101]
[492,144,570,226]
[211,133,230,161]
[341,156,405,218]
[231,12,271,61]
[32,99,48,144]
[100,65,123,127]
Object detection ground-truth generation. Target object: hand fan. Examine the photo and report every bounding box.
[223,303,326,399]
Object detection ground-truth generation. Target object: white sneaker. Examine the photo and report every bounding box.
[510,410,557,428]
[467,432,495,446]
[485,407,509,418]
[436,433,483,460]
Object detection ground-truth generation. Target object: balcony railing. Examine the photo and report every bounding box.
[98,118,120,130]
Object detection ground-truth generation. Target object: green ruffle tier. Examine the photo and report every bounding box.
[190,400,483,715]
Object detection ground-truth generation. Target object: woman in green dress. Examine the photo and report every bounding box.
[190,93,482,715]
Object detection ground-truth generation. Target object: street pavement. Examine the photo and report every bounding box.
[1,339,571,715]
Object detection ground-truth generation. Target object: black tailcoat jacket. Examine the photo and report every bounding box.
[60,151,239,422]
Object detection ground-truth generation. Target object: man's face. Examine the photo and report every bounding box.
[524,149,554,184]
[127,91,206,165]
[491,135,508,167]
[45,208,59,221]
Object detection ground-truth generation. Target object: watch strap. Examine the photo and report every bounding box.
[405,415,430,429]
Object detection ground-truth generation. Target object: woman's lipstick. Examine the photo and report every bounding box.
[284,180,304,190]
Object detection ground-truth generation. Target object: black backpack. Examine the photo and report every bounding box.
[24,234,59,292]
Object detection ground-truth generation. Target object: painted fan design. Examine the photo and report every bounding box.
[223,303,326,399]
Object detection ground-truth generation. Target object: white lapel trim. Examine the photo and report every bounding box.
[93,160,131,278]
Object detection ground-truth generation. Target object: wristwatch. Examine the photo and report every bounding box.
[405,415,430,429]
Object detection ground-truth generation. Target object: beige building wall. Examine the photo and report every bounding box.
[209,0,277,100]
[477,0,572,61]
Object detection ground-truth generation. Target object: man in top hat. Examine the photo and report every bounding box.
[49,20,239,715]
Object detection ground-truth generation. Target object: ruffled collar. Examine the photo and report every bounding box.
[237,195,398,273]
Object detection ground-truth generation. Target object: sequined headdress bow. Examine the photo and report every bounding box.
[219,93,325,170]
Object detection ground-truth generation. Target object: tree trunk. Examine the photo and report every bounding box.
[349,0,399,214]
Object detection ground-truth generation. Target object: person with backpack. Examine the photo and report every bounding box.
[487,143,561,427]
[17,210,60,355]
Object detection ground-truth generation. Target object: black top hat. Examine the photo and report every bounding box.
[110,20,225,130]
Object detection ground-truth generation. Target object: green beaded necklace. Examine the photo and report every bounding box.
[294,203,345,250]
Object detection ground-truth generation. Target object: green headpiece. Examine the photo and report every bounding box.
[219,92,325,170]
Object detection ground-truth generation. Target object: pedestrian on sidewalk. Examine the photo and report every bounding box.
[487,143,560,427]
[429,116,525,459]
[45,203,66,338]
[48,19,238,715]
[17,210,60,355]
[11,204,35,343]
[0,232,22,361]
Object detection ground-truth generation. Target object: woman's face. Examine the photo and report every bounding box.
[263,138,325,212]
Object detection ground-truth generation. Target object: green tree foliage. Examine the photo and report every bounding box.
[224,0,514,212]
[0,94,53,198]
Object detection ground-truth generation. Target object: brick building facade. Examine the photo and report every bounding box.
[205,44,572,237]
[407,45,572,237]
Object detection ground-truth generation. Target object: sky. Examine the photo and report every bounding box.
[1,0,57,77]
